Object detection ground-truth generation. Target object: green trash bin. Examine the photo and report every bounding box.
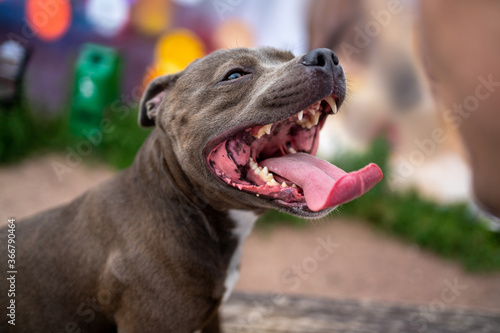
[70,44,121,137]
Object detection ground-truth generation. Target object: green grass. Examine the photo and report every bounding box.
[2,102,500,272]
[0,100,150,169]
[0,101,68,164]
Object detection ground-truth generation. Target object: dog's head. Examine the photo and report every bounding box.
[139,47,382,218]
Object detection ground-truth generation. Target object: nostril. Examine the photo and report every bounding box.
[332,53,339,66]
[316,54,326,67]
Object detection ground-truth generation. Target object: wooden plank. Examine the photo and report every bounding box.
[222,293,500,333]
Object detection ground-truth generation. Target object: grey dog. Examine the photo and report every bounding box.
[0,47,382,332]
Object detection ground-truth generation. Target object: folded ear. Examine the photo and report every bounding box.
[138,72,182,127]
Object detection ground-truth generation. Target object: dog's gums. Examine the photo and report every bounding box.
[207,94,384,212]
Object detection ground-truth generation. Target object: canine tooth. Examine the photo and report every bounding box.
[253,124,272,139]
[288,147,297,154]
[324,96,337,114]
[297,111,303,121]
[281,182,288,187]
[262,124,272,135]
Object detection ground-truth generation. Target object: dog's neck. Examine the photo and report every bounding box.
[129,129,259,303]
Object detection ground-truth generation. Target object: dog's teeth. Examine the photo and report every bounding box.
[249,158,259,171]
[297,111,303,121]
[313,101,321,110]
[253,124,272,139]
[254,166,263,175]
[324,96,337,114]
[263,124,272,135]
[305,118,314,129]
[258,167,276,182]
[288,147,297,154]
[310,109,316,116]
[281,182,288,187]
[255,128,265,139]
[267,179,279,186]
[292,184,297,188]
[311,112,321,126]
[297,118,309,128]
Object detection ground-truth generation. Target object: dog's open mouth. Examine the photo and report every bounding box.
[206,95,383,213]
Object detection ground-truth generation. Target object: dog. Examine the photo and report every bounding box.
[0,47,382,332]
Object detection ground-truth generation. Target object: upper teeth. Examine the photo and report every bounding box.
[253,124,273,139]
[324,96,337,114]
[296,111,321,129]
[251,98,338,137]
[297,111,303,121]
[294,97,338,128]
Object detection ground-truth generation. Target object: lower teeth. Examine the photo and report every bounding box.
[248,157,295,188]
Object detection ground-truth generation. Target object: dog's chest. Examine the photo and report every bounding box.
[223,209,258,302]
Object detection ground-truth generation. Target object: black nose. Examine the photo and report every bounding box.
[302,48,339,67]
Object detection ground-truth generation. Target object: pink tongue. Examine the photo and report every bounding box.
[261,153,383,212]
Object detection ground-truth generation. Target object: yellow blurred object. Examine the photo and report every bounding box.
[142,62,183,88]
[213,19,255,49]
[157,62,184,75]
[131,0,171,36]
[154,29,205,70]
[142,30,204,89]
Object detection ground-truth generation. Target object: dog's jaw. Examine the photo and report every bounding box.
[205,94,340,216]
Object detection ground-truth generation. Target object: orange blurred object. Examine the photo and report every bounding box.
[26,0,72,41]
[142,62,183,89]
[212,19,255,49]
[131,0,171,36]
